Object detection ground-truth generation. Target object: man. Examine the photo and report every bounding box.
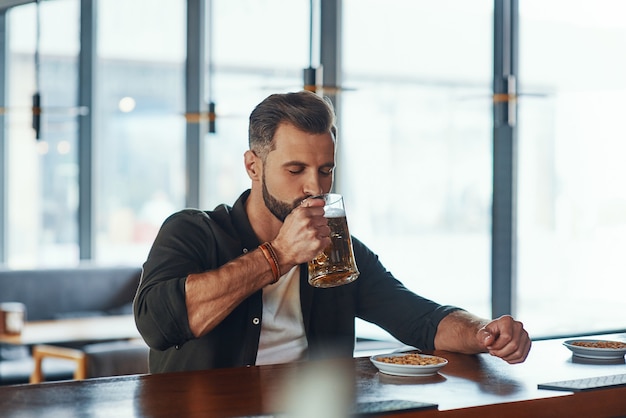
[134,91,531,373]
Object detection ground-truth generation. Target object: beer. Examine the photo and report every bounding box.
[308,212,360,288]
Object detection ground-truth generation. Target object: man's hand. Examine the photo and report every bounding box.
[435,311,531,364]
[272,197,331,268]
[477,315,531,364]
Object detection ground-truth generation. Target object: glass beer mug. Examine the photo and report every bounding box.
[307,193,360,288]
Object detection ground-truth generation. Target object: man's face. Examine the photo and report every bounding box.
[260,123,335,222]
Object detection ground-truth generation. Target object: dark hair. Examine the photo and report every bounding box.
[248,91,337,160]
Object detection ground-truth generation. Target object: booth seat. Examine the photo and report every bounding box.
[0,265,148,385]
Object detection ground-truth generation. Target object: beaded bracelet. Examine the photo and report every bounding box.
[259,242,281,283]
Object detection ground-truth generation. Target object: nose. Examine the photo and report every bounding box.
[302,172,325,197]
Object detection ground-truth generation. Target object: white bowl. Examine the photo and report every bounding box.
[563,339,626,360]
[370,353,448,377]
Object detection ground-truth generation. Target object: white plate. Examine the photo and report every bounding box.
[563,339,626,360]
[370,353,448,377]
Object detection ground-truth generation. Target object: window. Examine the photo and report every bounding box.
[518,0,626,337]
[94,0,186,263]
[6,0,80,266]
[202,0,309,209]
[342,0,494,339]
[5,0,186,267]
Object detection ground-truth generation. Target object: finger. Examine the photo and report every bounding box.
[297,205,326,219]
[300,196,326,208]
[483,316,518,349]
[504,345,530,364]
[488,339,518,360]
[317,224,331,239]
[499,337,532,364]
[483,324,508,350]
[477,328,495,349]
[489,329,531,363]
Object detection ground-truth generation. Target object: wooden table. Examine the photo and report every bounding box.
[0,315,142,383]
[1,333,625,417]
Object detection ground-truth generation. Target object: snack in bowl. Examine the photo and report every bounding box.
[376,353,446,366]
[563,339,626,360]
[370,353,448,377]
[570,340,626,349]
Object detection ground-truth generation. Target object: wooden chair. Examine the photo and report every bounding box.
[30,340,149,383]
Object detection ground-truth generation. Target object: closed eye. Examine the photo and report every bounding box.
[285,163,334,176]
[287,167,305,175]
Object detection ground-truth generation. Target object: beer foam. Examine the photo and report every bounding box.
[324,207,345,218]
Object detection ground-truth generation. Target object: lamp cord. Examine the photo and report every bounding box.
[308,0,314,68]
[32,0,42,139]
[35,0,41,92]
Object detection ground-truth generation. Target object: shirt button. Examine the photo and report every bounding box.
[252,317,260,325]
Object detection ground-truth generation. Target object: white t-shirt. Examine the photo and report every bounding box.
[256,266,308,365]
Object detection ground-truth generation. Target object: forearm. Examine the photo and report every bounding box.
[185,246,280,337]
[434,310,490,354]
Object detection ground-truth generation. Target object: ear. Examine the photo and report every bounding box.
[244,150,261,180]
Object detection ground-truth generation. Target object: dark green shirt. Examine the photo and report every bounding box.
[134,190,460,373]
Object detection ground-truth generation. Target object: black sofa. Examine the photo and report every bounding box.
[0,265,148,385]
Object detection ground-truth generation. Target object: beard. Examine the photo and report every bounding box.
[262,177,302,222]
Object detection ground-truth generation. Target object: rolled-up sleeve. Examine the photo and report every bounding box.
[133,210,217,351]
